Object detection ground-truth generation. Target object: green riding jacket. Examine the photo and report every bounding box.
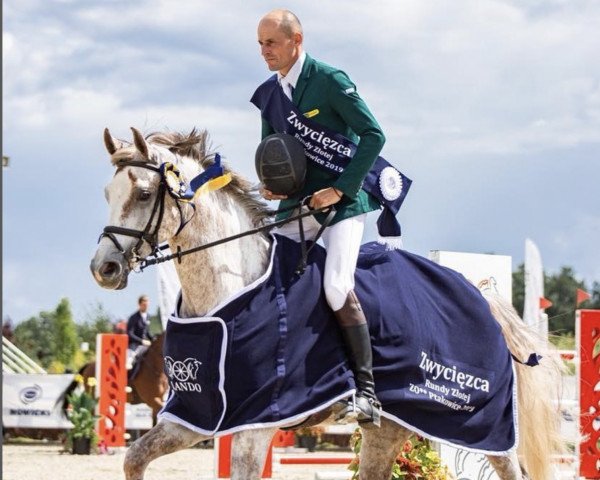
[260,54,385,224]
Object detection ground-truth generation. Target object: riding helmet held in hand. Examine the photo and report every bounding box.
[255,133,306,196]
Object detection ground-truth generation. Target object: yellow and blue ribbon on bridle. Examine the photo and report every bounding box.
[100,153,232,262]
[161,153,232,201]
[160,153,232,235]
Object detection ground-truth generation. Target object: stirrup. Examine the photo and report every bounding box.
[335,394,381,427]
[334,396,359,424]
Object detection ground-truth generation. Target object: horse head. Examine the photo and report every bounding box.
[90,127,199,289]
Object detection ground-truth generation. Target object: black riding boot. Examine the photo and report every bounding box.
[334,290,381,427]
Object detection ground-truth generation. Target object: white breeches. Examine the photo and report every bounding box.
[276,212,366,311]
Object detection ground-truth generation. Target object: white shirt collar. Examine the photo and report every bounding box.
[277,51,306,89]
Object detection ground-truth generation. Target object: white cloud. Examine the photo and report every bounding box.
[5,0,600,157]
[3,0,600,322]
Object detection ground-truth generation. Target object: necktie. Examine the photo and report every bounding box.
[282,80,294,101]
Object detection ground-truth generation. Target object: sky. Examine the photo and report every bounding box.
[3,0,600,325]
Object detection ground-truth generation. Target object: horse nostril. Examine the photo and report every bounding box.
[99,261,122,278]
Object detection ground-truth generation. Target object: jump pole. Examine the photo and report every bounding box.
[96,333,128,447]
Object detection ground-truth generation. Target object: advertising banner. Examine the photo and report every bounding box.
[2,374,74,428]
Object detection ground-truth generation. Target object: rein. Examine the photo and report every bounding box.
[138,204,334,273]
[99,159,335,274]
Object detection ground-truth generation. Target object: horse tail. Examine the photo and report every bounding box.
[485,293,564,480]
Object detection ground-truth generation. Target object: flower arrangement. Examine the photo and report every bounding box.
[65,375,100,454]
[295,425,325,438]
[295,426,325,452]
[348,428,453,479]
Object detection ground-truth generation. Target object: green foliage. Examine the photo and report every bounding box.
[349,428,451,479]
[544,267,585,334]
[12,299,116,371]
[549,332,575,350]
[14,311,57,368]
[53,298,78,368]
[149,308,164,337]
[589,281,600,309]
[47,360,66,374]
[512,263,525,317]
[66,376,100,448]
[76,303,114,364]
[512,265,600,335]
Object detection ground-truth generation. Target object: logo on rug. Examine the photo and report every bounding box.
[164,356,203,392]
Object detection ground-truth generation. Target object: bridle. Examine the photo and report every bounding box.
[98,158,336,274]
[98,160,191,265]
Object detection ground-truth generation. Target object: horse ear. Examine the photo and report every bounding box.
[131,127,149,158]
[103,128,120,155]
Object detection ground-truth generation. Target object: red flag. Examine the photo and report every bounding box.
[576,288,591,306]
[539,297,553,309]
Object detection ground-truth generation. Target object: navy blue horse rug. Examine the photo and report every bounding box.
[158,234,516,454]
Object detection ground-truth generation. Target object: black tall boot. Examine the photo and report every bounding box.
[334,290,381,427]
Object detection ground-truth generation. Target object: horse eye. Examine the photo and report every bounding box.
[138,190,152,201]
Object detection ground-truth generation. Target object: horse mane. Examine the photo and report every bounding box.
[111,128,271,226]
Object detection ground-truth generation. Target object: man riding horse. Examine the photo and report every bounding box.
[126,294,154,371]
[255,9,387,426]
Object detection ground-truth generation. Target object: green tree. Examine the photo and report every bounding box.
[588,281,600,309]
[545,267,587,334]
[53,298,78,368]
[512,264,525,317]
[76,302,114,360]
[12,299,122,371]
[13,312,56,368]
[149,308,164,337]
[512,265,598,335]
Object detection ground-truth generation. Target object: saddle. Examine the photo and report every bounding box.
[128,346,150,382]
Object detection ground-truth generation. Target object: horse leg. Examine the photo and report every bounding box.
[487,451,526,480]
[359,418,412,479]
[150,399,163,425]
[230,427,278,480]
[124,420,207,480]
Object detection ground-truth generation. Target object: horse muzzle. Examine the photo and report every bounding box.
[90,252,130,290]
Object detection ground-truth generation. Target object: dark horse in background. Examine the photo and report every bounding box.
[66,333,168,424]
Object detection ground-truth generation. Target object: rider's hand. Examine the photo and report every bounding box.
[260,187,287,201]
[309,187,343,209]
[142,339,151,346]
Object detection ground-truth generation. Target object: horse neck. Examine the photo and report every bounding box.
[167,173,271,318]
